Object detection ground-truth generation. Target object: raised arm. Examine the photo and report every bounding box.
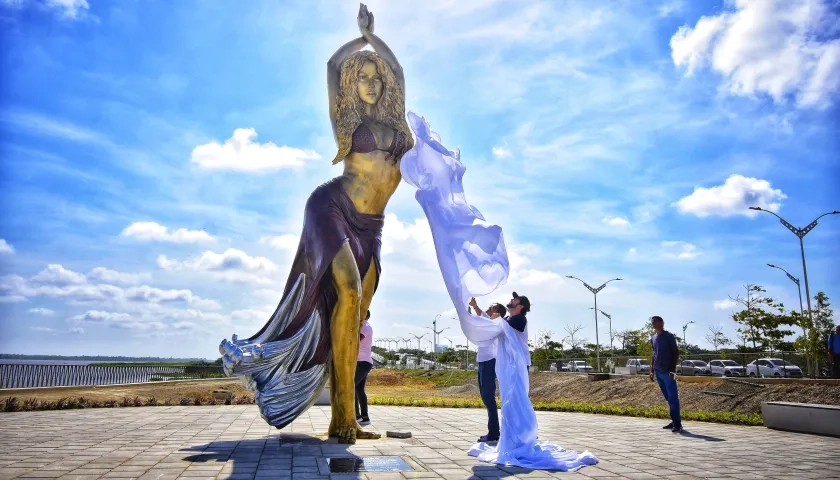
[358,5,405,89]
[327,37,367,141]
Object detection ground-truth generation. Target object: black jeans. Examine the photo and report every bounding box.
[832,354,840,379]
[354,361,373,418]
[477,358,499,438]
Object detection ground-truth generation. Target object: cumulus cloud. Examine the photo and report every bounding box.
[673,174,786,218]
[259,234,299,251]
[191,128,320,171]
[661,241,702,260]
[120,221,215,244]
[0,239,14,254]
[30,264,86,286]
[670,0,840,108]
[601,216,631,227]
[157,248,278,284]
[492,146,513,159]
[86,267,151,285]
[1,265,220,312]
[2,0,90,19]
[0,295,26,303]
[713,299,738,310]
[27,307,55,316]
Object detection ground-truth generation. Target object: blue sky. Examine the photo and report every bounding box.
[1,0,838,359]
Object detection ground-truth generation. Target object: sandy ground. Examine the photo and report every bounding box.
[3,371,839,415]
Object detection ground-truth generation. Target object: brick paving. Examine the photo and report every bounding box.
[0,405,838,479]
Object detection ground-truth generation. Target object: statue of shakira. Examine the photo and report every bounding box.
[218,4,412,444]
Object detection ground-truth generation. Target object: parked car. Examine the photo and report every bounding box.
[708,359,746,376]
[566,361,594,373]
[550,362,558,372]
[746,358,803,378]
[676,360,710,375]
[626,358,650,374]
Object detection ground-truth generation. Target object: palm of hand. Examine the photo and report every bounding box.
[357,3,374,34]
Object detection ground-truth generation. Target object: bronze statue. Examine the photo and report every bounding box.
[219,3,412,444]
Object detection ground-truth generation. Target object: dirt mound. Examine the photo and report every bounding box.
[441,384,479,395]
[527,373,840,414]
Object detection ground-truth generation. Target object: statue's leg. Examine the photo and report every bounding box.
[327,242,363,444]
[353,258,380,439]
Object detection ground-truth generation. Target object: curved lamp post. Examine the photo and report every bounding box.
[750,207,838,376]
[566,276,622,372]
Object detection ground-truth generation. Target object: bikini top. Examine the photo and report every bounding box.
[350,122,409,160]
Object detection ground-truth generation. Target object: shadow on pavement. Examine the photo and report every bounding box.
[679,430,726,442]
[181,434,356,477]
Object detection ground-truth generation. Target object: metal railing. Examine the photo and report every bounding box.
[0,364,225,389]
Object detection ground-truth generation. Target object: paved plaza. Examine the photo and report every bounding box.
[1,405,838,480]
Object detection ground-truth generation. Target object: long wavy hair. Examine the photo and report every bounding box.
[332,51,413,164]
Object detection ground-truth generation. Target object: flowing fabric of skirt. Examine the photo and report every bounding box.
[399,111,599,471]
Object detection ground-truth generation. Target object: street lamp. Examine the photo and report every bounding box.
[590,308,613,372]
[427,315,450,369]
[681,321,694,358]
[566,276,623,372]
[767,263,809,375]
[410,333,425,369]
[749,207,839,354]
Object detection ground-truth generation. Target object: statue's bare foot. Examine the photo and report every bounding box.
[329,420,358,444]
[356,425,380,440]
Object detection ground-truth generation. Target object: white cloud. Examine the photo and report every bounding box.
[30,264,87,286]
[86,267,151,285]
[157,248,278,284]
[259,234,299,251]
[2,265,220,313]
[32,326,57,333]
[673,174,786,218]
[0,295,26,303]
[46,0,89,18]
[658,0,685,18]
[670,0,840,108]
[492,146,512,159]
[661,241,702,260]
[27,307,55,316]
[2,0,90,19]
[120,221,215,244]
[70,327,85,334]
[191,128,320,172]
[0,239,14,254]
[601,216,631,227]
[713,299,738,310]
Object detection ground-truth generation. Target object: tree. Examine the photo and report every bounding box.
[537,329,554,349]
[564,324,585,351]
[705,325,732,352]
[615,329,633,352]
[796,292,835,376]
[729,284,795,352]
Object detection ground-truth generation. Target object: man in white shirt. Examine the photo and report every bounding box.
[355,311,374,424]
[469,299,507,443]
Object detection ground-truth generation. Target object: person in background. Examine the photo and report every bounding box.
[468,301,507,443]
[829,325,840,379]
[355,310,374,424]
[648,315,682,433]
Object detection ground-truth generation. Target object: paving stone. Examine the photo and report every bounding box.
[2,405,840,479]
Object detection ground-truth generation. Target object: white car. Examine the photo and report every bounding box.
[626,358,650,374]
[676,360,710,375]
[566,361,594,373]
[746,358,803,378]
[708,359,746,377]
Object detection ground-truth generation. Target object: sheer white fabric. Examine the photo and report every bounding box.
[400,112,599,471]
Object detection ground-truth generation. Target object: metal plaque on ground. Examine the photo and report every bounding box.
[326,456,413,472]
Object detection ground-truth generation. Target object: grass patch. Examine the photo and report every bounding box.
[367,396,763,426]
[1,394,255,412]
[399,369,478,388]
